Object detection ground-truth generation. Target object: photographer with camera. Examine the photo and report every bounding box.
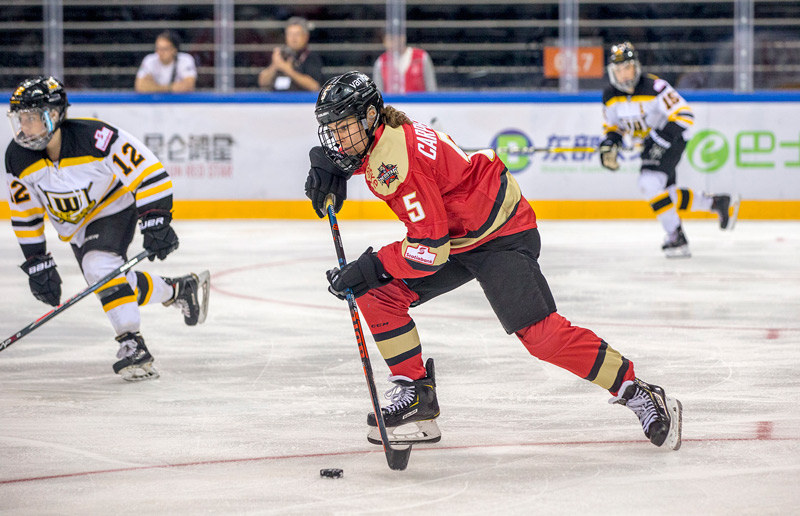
[258,17,323,92]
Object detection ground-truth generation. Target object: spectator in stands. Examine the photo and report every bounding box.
[373,33,437,93]
[135,31,197,93]
[258,17,323,92]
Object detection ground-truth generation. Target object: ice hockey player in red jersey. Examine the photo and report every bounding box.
[305,71,683,450]
[5,76,210,380]
[600,41,740,258]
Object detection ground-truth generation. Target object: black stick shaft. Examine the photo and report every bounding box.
[324,197,411,471]
[1,249,153,352]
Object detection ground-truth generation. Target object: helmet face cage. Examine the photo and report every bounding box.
[315,71,383,174]
[607,42,641,93]
[7,108,61,151]
[8,76,69,150]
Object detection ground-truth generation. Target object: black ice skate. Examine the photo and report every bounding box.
[113,331,159,381]
[367,358,441,445]
[661,226,691,258]
[711,193,741,230]
[610,378,682,450]
[163,271,210,326]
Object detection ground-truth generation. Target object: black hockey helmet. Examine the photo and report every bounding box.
[8,76,70,150]
[607,41,641,93]
[315,71,384,174]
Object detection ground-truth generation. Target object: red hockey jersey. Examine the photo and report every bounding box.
[356,120,537,279]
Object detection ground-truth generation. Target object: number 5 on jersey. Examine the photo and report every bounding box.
[403,192,426,222]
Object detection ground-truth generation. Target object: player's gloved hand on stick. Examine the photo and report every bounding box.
[326,247,393,300]
[641,125,682,168]
[305,146,349,218]
[21,253,62,306]
[599,133,623,172]
[640,134,668,168]
[138,210,179,261]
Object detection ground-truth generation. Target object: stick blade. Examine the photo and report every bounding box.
[386,444,412,471]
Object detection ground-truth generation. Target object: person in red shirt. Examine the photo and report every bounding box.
[372,33,437,93]
[305,71,682,451]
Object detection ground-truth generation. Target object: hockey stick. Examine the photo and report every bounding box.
[475,145,639,155]
[1,249,153,353]
[324,195,412,471]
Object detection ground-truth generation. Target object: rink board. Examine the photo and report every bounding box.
[2,91,799,219]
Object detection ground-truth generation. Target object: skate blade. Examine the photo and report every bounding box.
[196,270,210,325]
[665,397,683,451]
[367,419,441,446]
[119,363,160,382]
[663,245,691,258]
[725,194,741,231]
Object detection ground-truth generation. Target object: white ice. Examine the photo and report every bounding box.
[1,219,798,515]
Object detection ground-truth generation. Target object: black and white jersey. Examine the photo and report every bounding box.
[5,118,172,257]
[602,74,694,142]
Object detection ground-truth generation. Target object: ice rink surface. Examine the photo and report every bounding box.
[1,218,798,515]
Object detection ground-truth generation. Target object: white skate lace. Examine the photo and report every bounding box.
[382,383,416,414]
[625,389,659,434]
[172,298,191,318]
[116,339,137,359]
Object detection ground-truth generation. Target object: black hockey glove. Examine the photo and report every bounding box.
[599,133,623,172]
[139,210,179,261]
[21,253,62,307]
[641,124,683,169]
[326,247,393,300]
[305,146,349,218]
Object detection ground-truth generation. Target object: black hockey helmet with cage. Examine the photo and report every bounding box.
[607,41,641,93]
[8,76,70,150]
[315,71,384,174]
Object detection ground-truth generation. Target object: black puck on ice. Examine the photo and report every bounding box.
[320,468,343,479]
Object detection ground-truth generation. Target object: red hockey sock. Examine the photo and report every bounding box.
[515,312,635,393]
[357,280,426,380]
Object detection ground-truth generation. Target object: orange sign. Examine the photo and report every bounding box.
[544,46,605,79]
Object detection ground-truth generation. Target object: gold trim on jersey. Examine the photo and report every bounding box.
[450,168,522,250]
[135,180,173,201]
[669,107,695,126]
[11,206,46,218]
[128,162,165,191]
[18,159,48,179]
[13,226,45,239]
[60,155,104,169]
[57,186,131,242]
[604,94,656,107]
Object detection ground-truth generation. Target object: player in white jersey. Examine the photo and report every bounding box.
[599,42,740,258]
[5,76,210,380]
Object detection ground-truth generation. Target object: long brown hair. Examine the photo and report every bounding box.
[381,105,412,128]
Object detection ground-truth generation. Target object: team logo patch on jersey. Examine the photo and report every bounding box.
[377,162,399,187]
[94,127,113,151]
[404,245,437,266]
[43,184,97,224]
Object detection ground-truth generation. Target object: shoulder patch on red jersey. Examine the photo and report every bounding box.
[377,162,399,187]
[366,125,409,197]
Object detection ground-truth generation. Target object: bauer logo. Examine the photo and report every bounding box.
[687,130,729,173]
